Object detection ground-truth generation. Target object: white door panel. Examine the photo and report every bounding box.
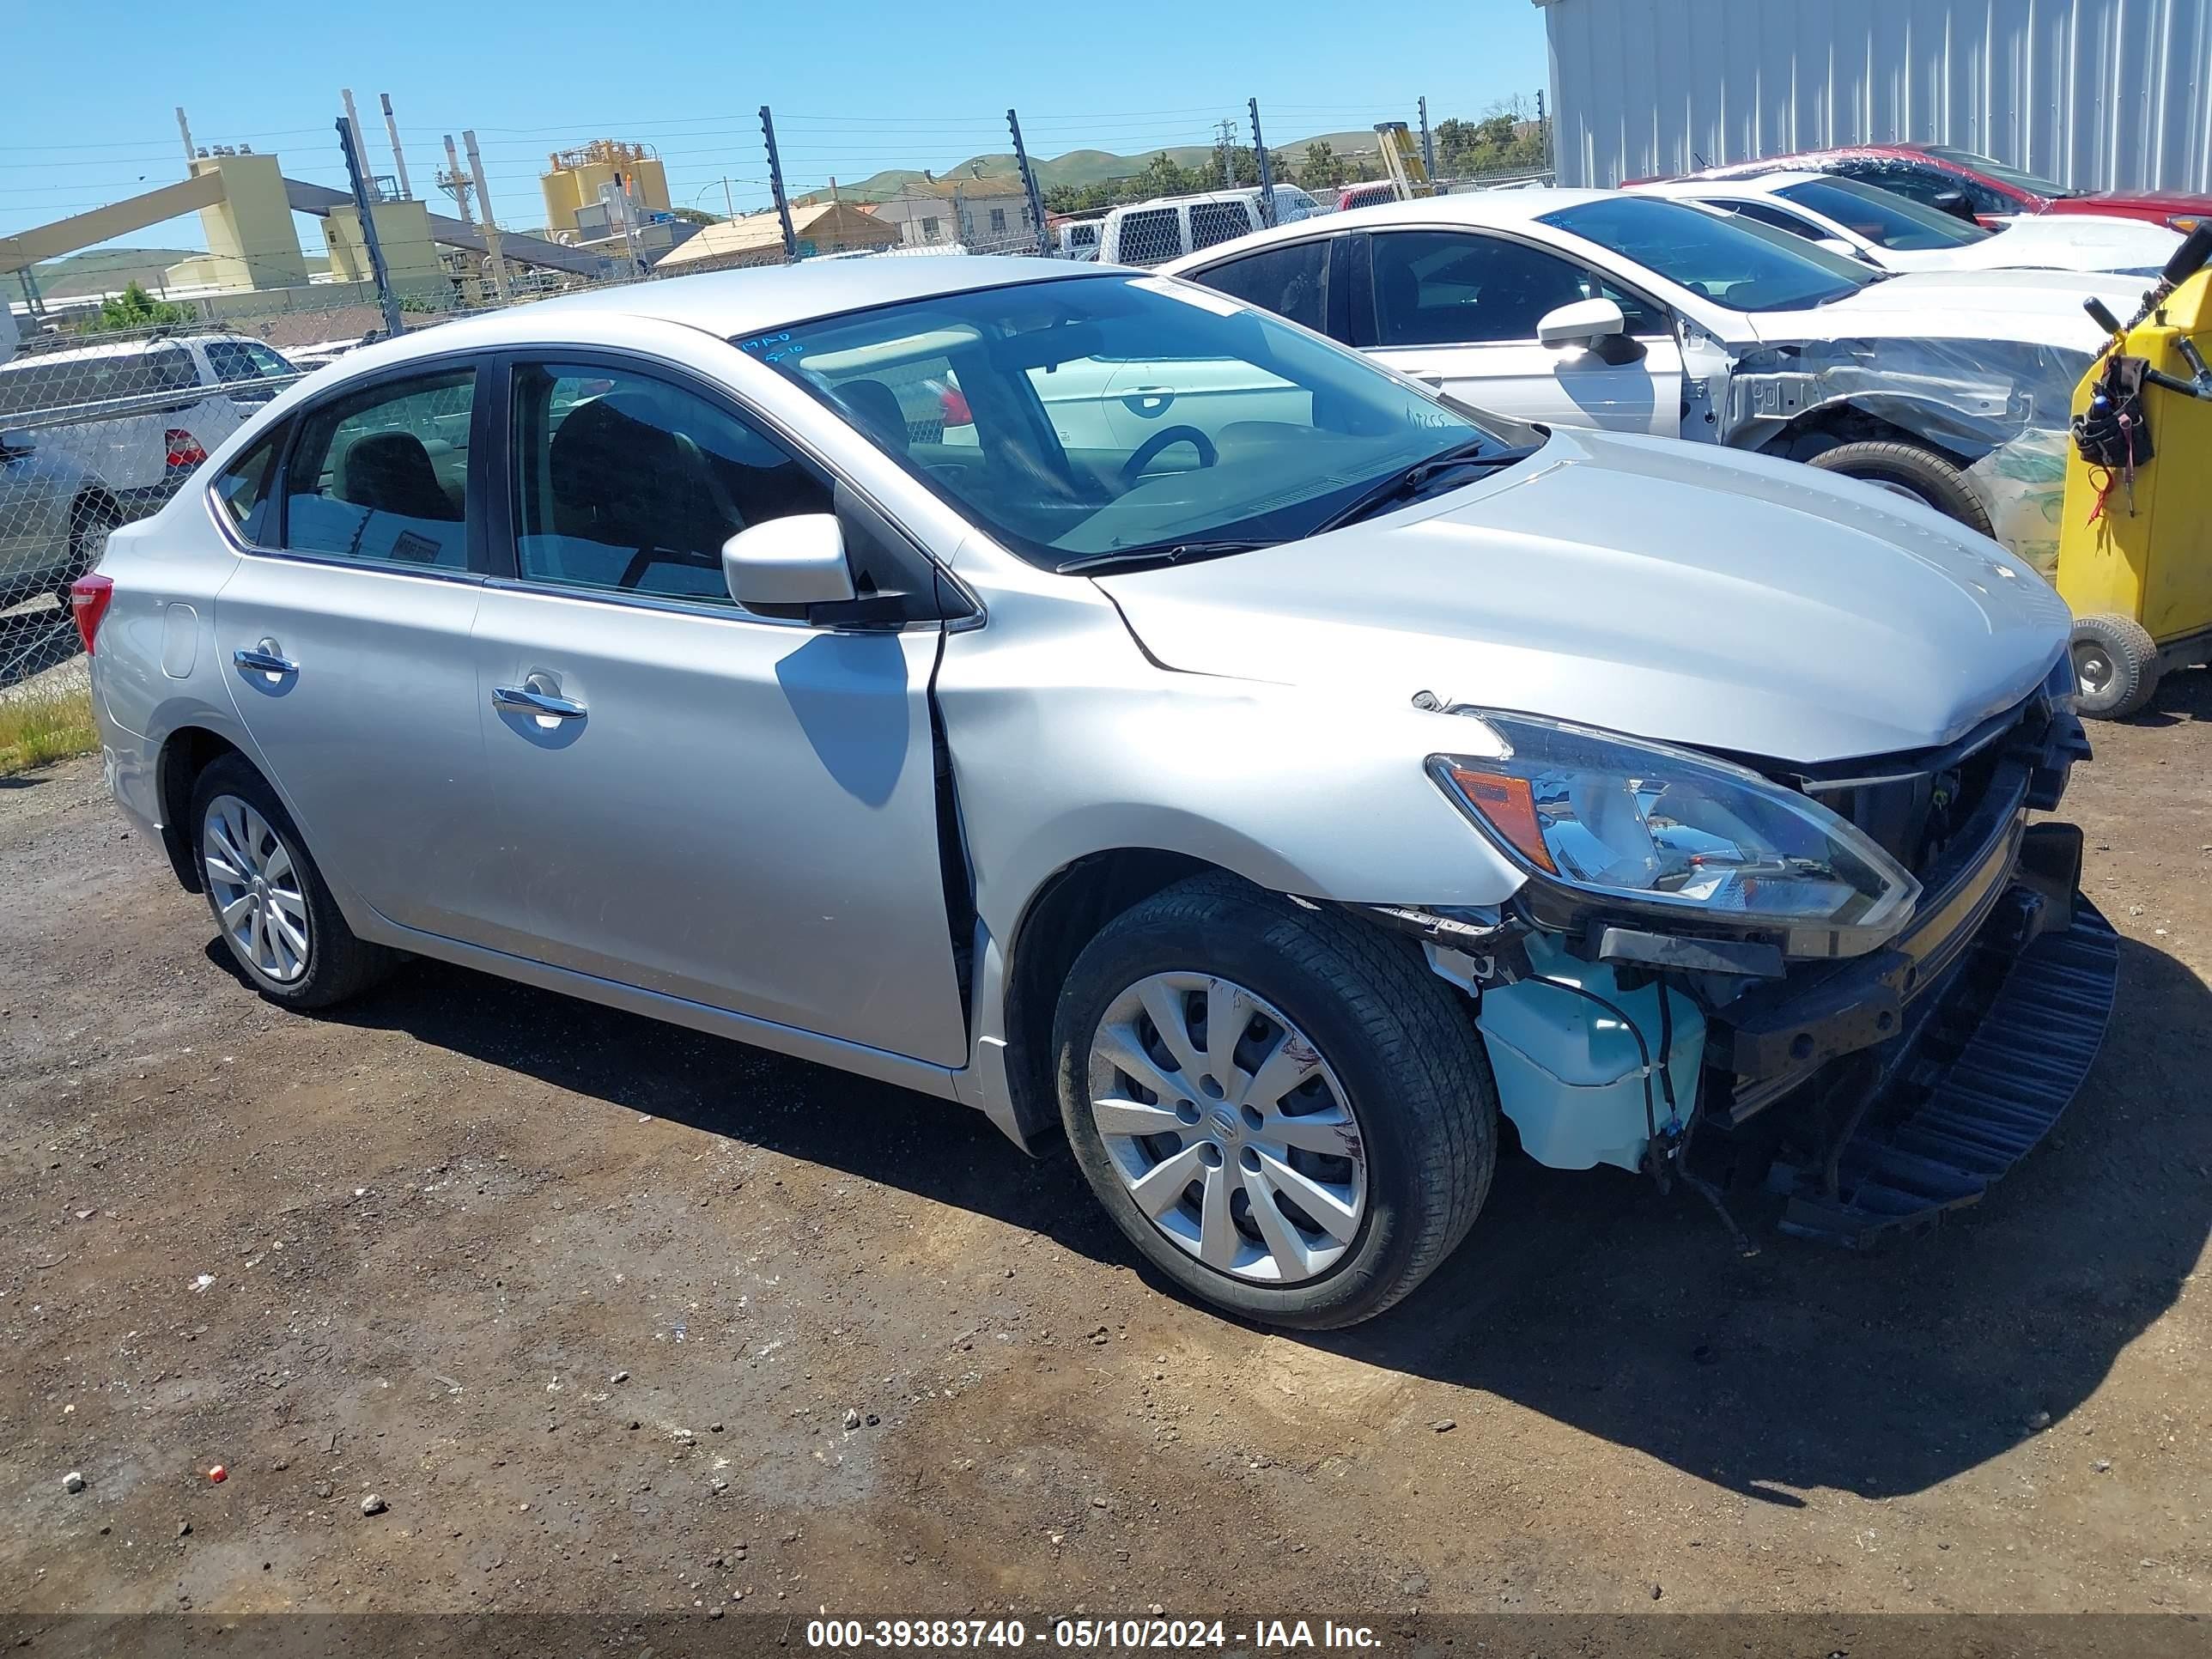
[1370,337,1682,438]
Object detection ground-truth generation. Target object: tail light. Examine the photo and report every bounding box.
[165,428,208,471]
[939,385,973,426]
[70,574,114,655]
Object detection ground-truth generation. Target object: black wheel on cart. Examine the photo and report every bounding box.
[2070,612,2162,720]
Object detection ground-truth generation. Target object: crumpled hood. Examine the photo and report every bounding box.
[1887,214,2181,275]
[1094,427,2070,765]
[1750,267,2142,349]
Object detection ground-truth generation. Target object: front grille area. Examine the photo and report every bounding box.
[1790,690,2050,878]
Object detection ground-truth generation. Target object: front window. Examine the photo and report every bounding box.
[742,274,1503,568]
[1917,145,2080,201]
[1540,195,1874,313]
[1778,177,1990,249]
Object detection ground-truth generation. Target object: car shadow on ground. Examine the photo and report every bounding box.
[2128,662,2210,726]
[241,920,2209,1508]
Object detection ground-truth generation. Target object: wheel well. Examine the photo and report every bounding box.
[155,726,243,892]
[1763,405,1972,468]
[1000,848,1220,1146]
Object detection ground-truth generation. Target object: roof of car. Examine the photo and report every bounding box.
[1158,187,1624,271]
[347,255,1099,362]
[1635,171,1832,198]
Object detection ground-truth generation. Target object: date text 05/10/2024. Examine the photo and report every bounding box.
[805,1619,1382,1650]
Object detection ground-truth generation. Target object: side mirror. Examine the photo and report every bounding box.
[0,428,34,459]
[722,514,856,618]
[1536,296,1627,350]
[1929,189,1978,223]
[1814,235,1861,258]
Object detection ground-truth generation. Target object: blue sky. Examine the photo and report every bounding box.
[2,0,1547,256]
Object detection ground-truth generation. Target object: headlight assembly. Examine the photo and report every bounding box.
[1431,712,1921,957]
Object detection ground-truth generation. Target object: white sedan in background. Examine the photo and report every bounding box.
[1164,189,2137,540]
[1632,171,2182,276]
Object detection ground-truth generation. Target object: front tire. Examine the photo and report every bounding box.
[1807,441,1995,538]
[191,755,396,1009]
[1053,875,1497,1329]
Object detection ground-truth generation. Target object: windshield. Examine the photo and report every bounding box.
[1774,176,1990,250]
[1917,145,2079,199]
[744,274,1505,568]
[1539,195,1874,312]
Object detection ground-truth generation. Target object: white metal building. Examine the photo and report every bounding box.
[1538,0,2212,192]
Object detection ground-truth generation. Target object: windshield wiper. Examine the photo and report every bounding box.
[1056,538,1273,575]
[1310,441,1538,535]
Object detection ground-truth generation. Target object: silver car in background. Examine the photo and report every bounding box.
[81,258,2114,1328]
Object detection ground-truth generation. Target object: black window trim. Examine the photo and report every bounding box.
[477,343,969,633]
[200,416,295,553]
[1351,223,1677,350]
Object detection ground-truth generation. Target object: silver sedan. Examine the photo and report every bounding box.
[82,258,2107,1326]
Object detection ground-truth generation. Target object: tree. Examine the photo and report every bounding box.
[82,281,193,335]
[668,206,720,227]
[1295,140,1343,191]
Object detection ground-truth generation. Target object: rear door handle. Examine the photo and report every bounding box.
[233,645,297,676]
[492,684,587,720]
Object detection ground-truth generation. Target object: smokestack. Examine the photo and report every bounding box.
[340,89,372,197]
[380,93,413,200]
[443,134,473,226]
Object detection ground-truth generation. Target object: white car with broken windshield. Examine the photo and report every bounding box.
[1165,189,2138,556]
[1631,172,2183,276]
[82,258,2109,1328]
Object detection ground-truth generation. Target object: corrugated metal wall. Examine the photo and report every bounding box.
[1541,0,2212,192]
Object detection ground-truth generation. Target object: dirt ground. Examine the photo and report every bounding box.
[2,674,2207,1630]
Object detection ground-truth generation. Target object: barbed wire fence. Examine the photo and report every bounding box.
[1,90,1548,712]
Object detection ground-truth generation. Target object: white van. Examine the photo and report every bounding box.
[0,332,298,516]
[1100,185,1320,267]
[1054,217,1104,259]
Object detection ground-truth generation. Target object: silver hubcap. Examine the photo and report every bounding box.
[203,794,311,984]
[2075,647,2114,692]
[1086,973,1367,1285]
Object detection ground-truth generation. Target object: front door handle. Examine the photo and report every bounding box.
[492,684,587,720]
[233,643,297,676]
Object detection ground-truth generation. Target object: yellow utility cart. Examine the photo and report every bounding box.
[2059,246,2212,718]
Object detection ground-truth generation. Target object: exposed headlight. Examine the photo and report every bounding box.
[1430,712,1921,956]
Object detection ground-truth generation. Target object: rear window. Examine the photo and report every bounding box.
[211,424,284,544]
[1188,200,1252,252]
[1114,208,1182,266]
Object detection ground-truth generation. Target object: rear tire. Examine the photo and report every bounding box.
[1052,874,1497,1330]
[1807,441,1995,538]
[190,755,397,1010]
[2070,612,2162,719]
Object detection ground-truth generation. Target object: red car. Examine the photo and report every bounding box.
[1661,143,2208,234]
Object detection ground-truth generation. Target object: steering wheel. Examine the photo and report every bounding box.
[1120,424,1218,486]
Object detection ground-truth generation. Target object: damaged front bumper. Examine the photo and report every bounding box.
[1383,690,2120,1248]
[1698,708,2118,1246]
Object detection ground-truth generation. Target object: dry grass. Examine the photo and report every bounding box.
[0,683,99,777]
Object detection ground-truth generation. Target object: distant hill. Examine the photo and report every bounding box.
[27,246,333,300]
[28,247,198,299]
[797,130,1381,205]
